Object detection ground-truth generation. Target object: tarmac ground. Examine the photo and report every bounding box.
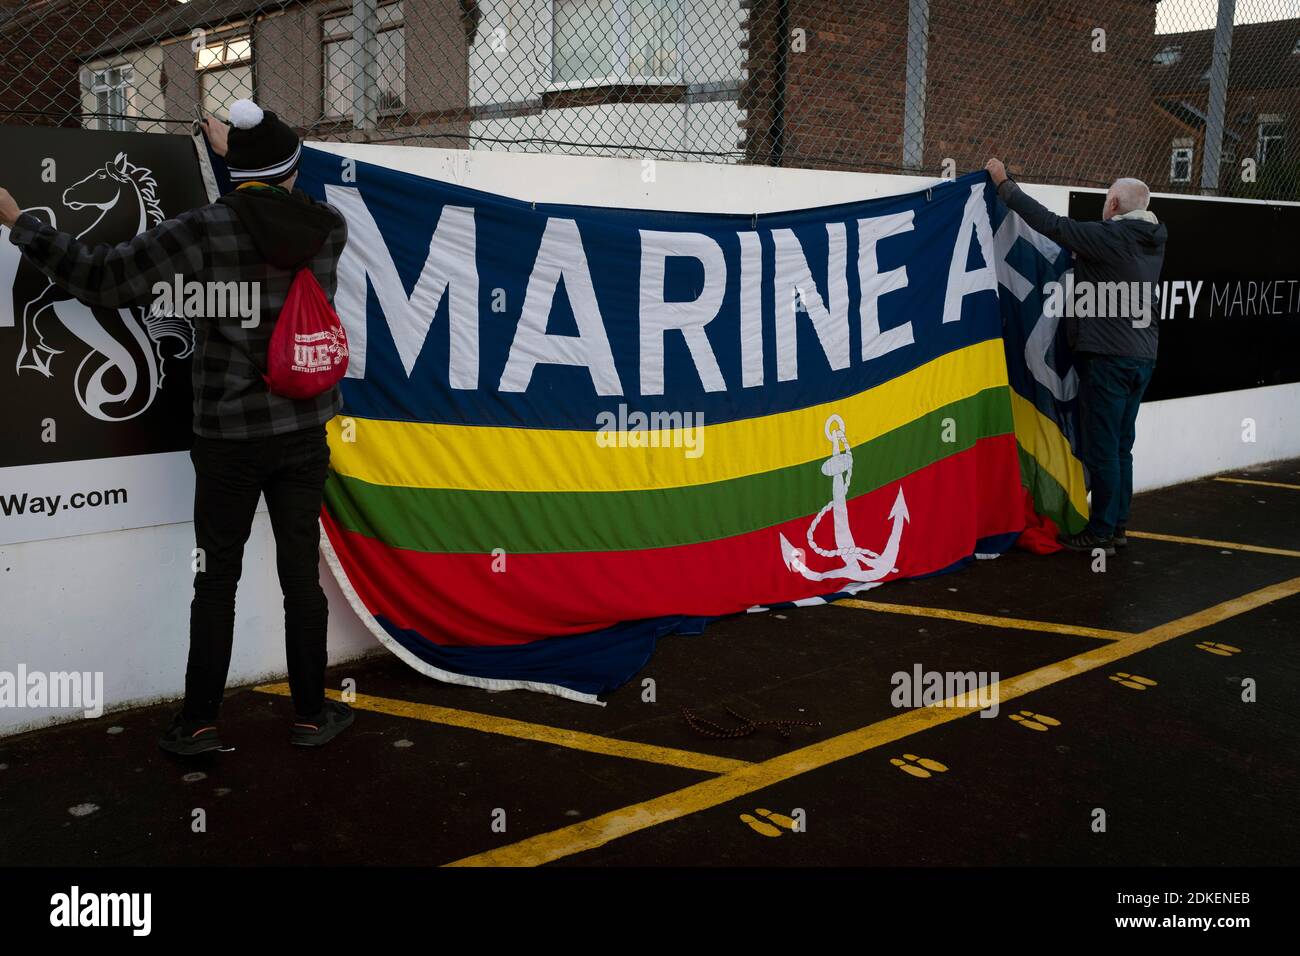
[2,459,1299,868]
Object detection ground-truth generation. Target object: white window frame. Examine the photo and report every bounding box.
[322,1,406,120]
[1169,145,1194,184]
[547,0,685,92]
[195,31,253,71]
[89,64,135,132]
[1257,114,1284,164]
[1153,45,1181,66]
[195,28,255,121]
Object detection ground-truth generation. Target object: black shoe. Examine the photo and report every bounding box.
[158,712,223,756]
[1057,530,1116,556]
[1113,526,1128,548]
[291,700,355,747]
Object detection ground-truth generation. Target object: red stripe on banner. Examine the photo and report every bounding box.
[323,434,1024,647]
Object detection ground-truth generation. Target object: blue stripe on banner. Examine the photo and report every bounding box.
[918,530,1022,576]
[376,613,700,697]
[294,148,1005,430]
[991,198,1084,455]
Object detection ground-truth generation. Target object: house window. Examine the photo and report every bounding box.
[196,32,253,120]
[1153,45,1182,66]
[89,65,135,131]
[1170,145,1194,183]
[323,1,405,119]
[552,0,681,85]
[1257,116,1284,164]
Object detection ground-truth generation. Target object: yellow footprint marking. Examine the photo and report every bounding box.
[1196,641,1242,657]
[738,813,782,838]
[755,808,798,831]
[1109,672,1157,690]
[890,753,948,778]
[1009,710,1061,731]
[739,808,798,837]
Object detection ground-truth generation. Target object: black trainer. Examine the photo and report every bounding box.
[1057,529,1116,556]
[291,700,355,747]
[158,712,223,756]
[1113,526,1128,548]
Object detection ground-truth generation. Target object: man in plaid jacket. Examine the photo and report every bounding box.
[0,100,356,754]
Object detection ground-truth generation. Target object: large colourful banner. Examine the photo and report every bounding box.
[290,151,1036,702]
[991,197,1089,537]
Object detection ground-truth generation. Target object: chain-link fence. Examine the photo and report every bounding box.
[2,0,1298,199]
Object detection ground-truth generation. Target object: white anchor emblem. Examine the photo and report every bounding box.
[779,414,909,583]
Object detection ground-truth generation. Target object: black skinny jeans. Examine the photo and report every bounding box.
[183,424,331,722]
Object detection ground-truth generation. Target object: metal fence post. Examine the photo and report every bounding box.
[352,0,379,132]
[1200,0,1235,195]
[902,0,929,172]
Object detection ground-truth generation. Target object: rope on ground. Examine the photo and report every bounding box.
[680,706,821,740]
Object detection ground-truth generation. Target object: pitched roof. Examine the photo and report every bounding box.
[1154,97,1244,141]
[83,0,300,57]
[1153,18,1300,93]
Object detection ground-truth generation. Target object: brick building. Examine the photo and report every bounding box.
[0,0,174,127]
[76,0,479,144]
[1149,18,1299,198]
[743,0,1162,185]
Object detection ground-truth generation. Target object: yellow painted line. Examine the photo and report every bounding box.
[836,598,1132,641]
[253,684,750,775]
[1127,530,1300,560]
[1213,477,1300,491]
[447,575,1300,867]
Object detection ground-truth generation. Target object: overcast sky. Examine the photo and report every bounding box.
[1156,0,1300,33]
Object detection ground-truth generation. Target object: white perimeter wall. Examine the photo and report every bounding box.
[2,146,1296,735]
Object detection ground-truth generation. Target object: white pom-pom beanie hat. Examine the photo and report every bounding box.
[224,98,302,184]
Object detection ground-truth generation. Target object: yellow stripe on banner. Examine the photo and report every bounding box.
[329,338,1010,493]
[1009,389,1089,520]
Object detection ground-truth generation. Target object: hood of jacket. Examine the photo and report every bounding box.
[1113,212,1168,250]
[218,186,339,270]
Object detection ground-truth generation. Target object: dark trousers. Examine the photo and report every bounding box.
[1078,353,1155,539]
[183,424,331,722]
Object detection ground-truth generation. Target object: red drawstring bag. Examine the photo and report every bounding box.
[262,268,349,399]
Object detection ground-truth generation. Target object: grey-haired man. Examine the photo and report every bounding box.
[986,158,1168,557]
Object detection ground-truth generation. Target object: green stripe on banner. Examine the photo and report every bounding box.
[325,386,1015,555]
[1017,442,1088,535]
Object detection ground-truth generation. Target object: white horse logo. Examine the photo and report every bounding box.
[3,152,193,422]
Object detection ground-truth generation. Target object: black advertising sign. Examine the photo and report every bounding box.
[1068,191,1299,401]
[1,126,211,544]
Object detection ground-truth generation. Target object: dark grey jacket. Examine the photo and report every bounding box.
[997,179,1167,361]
